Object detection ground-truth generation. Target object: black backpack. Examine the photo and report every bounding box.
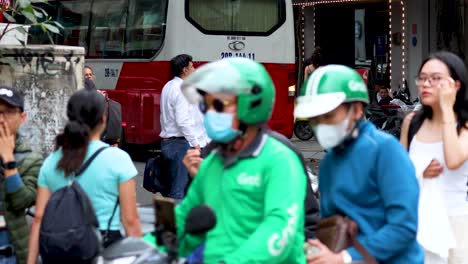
[39,147,108,262]
[263,130,320,239]
[102,99,122,145]
[143,152,169,195]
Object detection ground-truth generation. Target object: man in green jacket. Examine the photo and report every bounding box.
[175,58,306,264]
[0,86,43,264]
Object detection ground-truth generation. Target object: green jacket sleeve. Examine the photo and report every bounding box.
[5,152,42,212]
[221,153,306,264]
[175,169,204,257]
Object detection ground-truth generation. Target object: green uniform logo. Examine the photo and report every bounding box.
[267,203,299,256]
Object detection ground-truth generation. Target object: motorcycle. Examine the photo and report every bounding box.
[366,99,417,138]
[99,205,217,264]
[294,118,314,141]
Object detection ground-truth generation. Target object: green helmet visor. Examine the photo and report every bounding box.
[181,60,252,104]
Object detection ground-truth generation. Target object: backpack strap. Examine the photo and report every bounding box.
[264,129,321,239]
[75,146,109,176]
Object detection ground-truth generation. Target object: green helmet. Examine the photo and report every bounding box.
[181,58,275,125]
[294,65,369,119]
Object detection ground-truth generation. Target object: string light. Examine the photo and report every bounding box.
[388,0,407,89]
[301,5,305,62]
[313,4,316,47]
[389,0,392,80]
[400,0,406,88]
[296,0,406,90]
[293,0,364,6]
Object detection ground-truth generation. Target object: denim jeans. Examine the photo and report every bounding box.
[186,244,205,264]
[161,138,190,199]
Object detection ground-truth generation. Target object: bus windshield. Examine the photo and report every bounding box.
[186,0,286,36]
[29,0,168,59]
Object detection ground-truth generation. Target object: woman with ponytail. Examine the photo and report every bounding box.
[27,89,141,263]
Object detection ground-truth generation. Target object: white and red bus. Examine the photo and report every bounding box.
[29,0,296,146]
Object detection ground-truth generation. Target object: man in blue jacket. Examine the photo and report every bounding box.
[295,65,423,263]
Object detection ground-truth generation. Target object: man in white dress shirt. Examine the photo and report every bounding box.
[159,54,209,199]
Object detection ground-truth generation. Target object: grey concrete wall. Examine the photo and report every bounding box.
[389,0,403,93]
[407,0,429,101]
[355,9,366,61]
[0,45,84,156]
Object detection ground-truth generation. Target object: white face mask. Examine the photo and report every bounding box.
[313,106,355,150]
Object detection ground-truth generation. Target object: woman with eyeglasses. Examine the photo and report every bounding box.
[400,51,468,264]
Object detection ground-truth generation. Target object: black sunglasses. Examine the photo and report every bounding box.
[199,98,235,113]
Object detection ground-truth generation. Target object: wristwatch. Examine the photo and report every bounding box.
[342,250,352,263]
[2,161,17,170]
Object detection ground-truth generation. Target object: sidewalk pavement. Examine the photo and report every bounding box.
[290,137,325,172]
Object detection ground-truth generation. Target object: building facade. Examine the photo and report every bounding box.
[296,0,468,101]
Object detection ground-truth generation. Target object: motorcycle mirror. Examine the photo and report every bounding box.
[185,205,217,235]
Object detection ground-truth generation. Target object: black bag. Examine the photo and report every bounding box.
[39,147,108,261]
[102,99,122,145]
[316,215,377,264]
[143,152,169,194]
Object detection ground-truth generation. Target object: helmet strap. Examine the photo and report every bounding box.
[220,122,254,153]
[217,122,247,152]
[238,122,248,135]
[333,109,363,151]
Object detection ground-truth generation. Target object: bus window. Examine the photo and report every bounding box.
[125,0,168,58]
[28,0,91,46]
[89,0,167,58]
[88,0,127,58]
[186,0,286,36]
[29,0,168,59]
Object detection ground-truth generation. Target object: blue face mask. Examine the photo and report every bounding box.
[204,110,240,143]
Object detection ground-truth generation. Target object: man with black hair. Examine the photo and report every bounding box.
[377,86,392,106]
[304,47,323,82]
[83,66,122,147]
[0,86,43,264]
[160,54,208,199]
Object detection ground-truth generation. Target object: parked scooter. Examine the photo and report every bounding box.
[366,97,418,138]
[99,205,217,264]
[365,80,423,138]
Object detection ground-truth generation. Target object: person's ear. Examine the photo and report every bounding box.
[454,80,461,92]
[352,102,364,119]
[101,112,107,126]
[19,112,27,125]
[182,66,189,76]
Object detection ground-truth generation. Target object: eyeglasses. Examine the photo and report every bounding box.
[199,98,236,113]
[414,75,445,86]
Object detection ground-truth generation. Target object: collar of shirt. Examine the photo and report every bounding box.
[174,76,183,83]
[216,128,269,167]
